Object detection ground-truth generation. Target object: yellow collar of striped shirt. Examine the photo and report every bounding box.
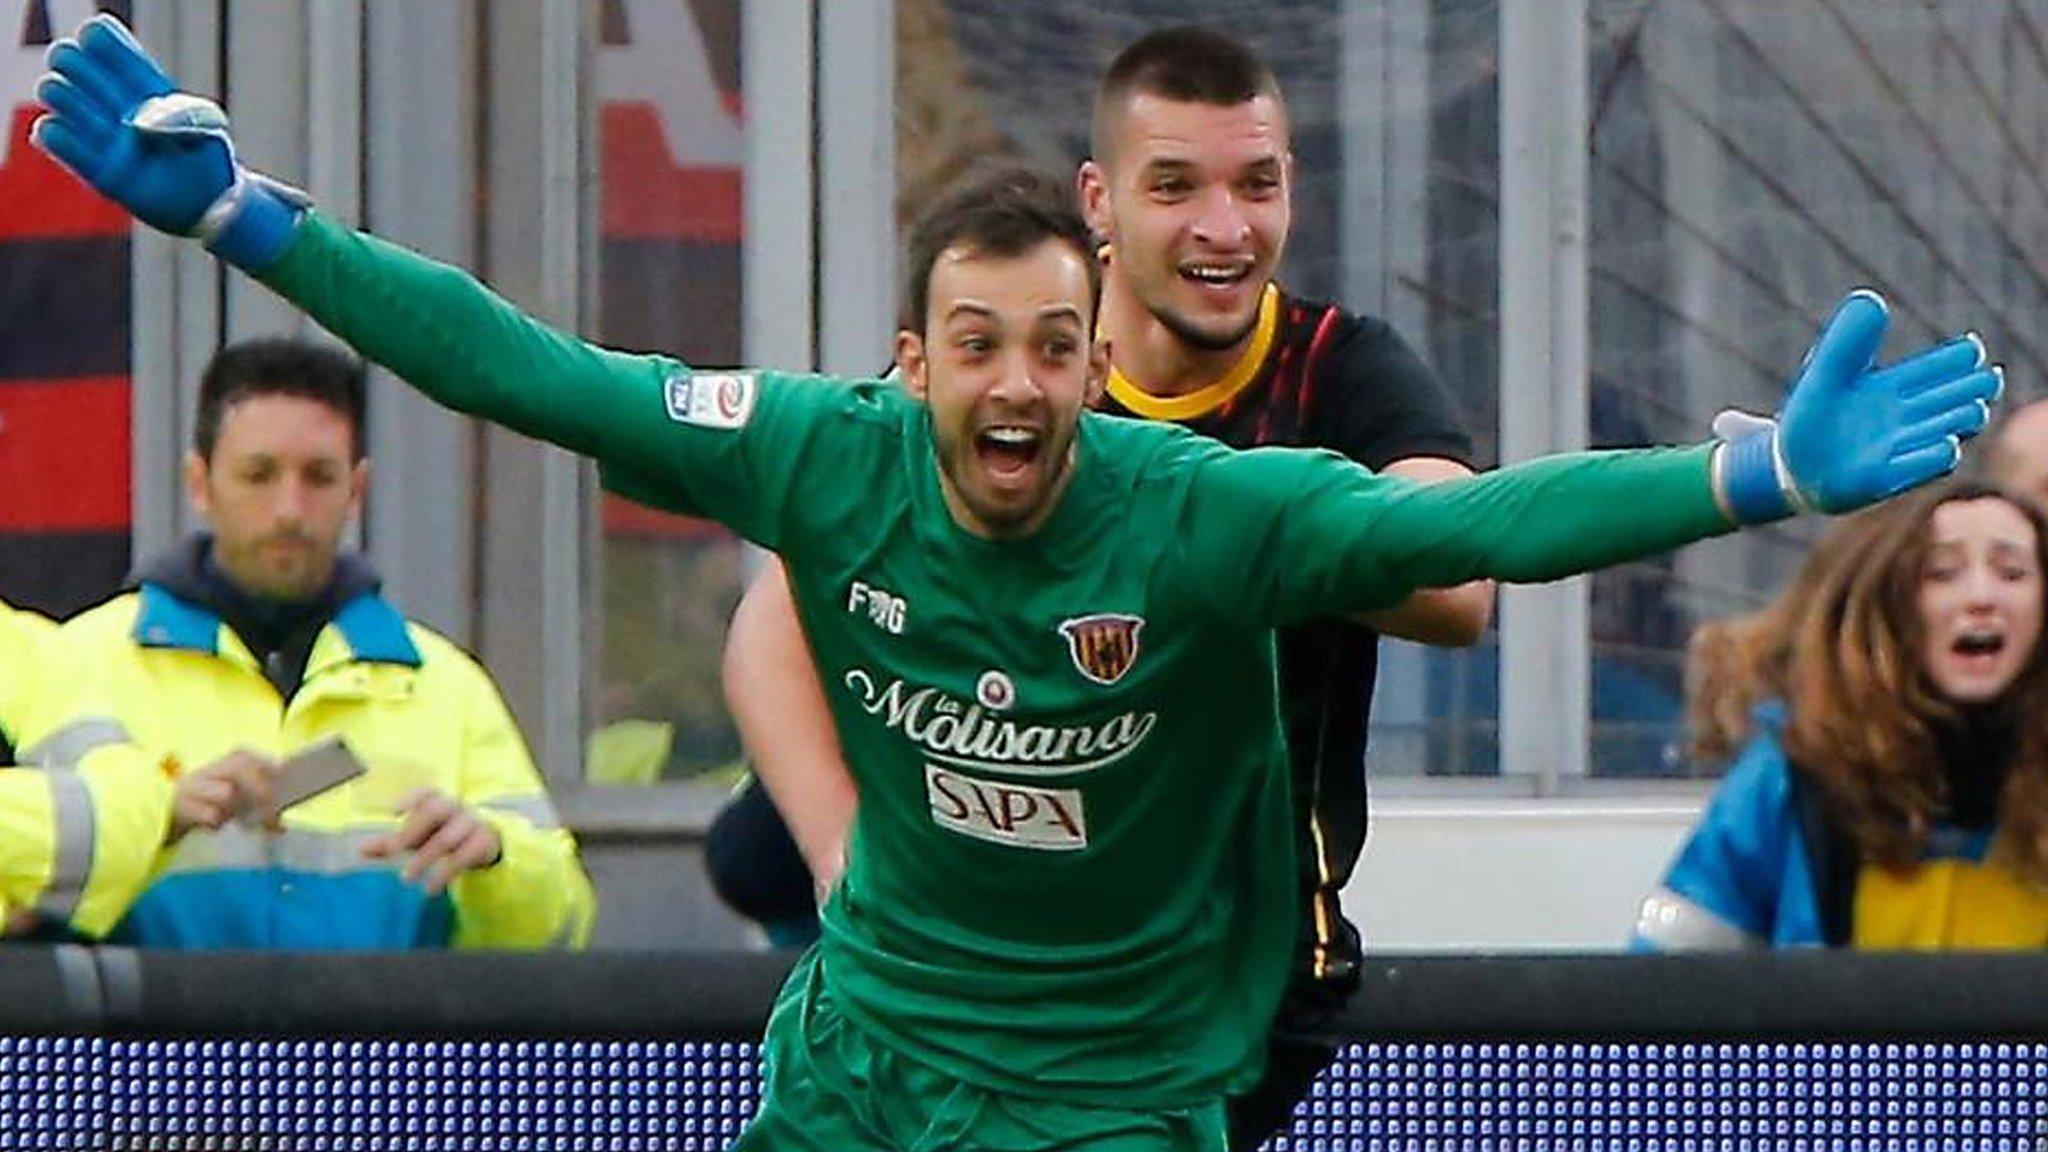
[1103,283,1281,422]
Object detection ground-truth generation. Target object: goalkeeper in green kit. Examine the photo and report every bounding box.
[35,15,2003,1150]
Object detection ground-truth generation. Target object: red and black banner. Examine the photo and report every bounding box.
[596,0,743,544]
[3,0,745,610]
[0,0,134,616]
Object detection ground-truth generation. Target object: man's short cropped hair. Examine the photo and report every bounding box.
[900,161,1101,335]
[194,337,369,461]
[1090,25,1283,163]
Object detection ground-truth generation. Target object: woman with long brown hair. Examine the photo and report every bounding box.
[1635,480,2048,949]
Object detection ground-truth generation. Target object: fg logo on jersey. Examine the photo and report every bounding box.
[1058,613,1144,686]
[664,370,757,429]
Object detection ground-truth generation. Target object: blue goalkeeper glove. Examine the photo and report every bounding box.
[1712,289,2001,524]
[31,13,304,272]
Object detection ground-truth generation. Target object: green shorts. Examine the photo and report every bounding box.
[733,951,1227,1152]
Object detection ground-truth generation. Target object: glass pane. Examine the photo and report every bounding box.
[588,0,747,786]
[1388,0,1502,778]
[1586,0,2048,776]
[0,0,136,619]
[901,0,1505,776]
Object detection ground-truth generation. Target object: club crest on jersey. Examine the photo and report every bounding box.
[663,370,756,429]
[1057,613,1144,686]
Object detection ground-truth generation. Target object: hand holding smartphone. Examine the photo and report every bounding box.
[238,736,367,825]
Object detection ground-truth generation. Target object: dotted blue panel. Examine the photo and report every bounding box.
[0,1038,2041,1148]
[1273,1043,2048,1151]
[0,1037,102,1149]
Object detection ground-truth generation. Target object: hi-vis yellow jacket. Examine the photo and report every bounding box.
[0,601,174,938]
[0,599,51,753]
[21,584,595,950]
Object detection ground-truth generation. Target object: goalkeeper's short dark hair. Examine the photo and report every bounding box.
[900,160,1100,335]
[195,337,369,462]
[1091,26,1284,164]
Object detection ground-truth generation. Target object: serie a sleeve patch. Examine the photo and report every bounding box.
[663,370,757,429]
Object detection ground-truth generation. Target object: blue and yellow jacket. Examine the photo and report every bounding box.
[1633,707,2048,950]
[20,545,595,950]
[0,601,173,938]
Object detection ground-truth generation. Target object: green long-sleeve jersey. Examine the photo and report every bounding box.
[259,212,1734,1108]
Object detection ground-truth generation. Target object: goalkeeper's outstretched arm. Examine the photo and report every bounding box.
[34,13,831,546]
[1182,292,2001,626]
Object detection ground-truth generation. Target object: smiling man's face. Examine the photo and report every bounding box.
[1080,91,1292,353]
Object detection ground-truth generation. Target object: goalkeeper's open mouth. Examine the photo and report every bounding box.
[975,423,1046,488]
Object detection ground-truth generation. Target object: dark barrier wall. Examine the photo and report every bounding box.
[5,949,2047,1149]
[31,949,2048,1040]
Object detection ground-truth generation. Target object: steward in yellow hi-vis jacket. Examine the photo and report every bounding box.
[0,600,174,938]
[0,599,52,760]
[21,539,595,950]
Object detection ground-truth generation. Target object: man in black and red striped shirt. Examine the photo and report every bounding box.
[719,26,1492,1150]
[1076,29,1490,1147]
